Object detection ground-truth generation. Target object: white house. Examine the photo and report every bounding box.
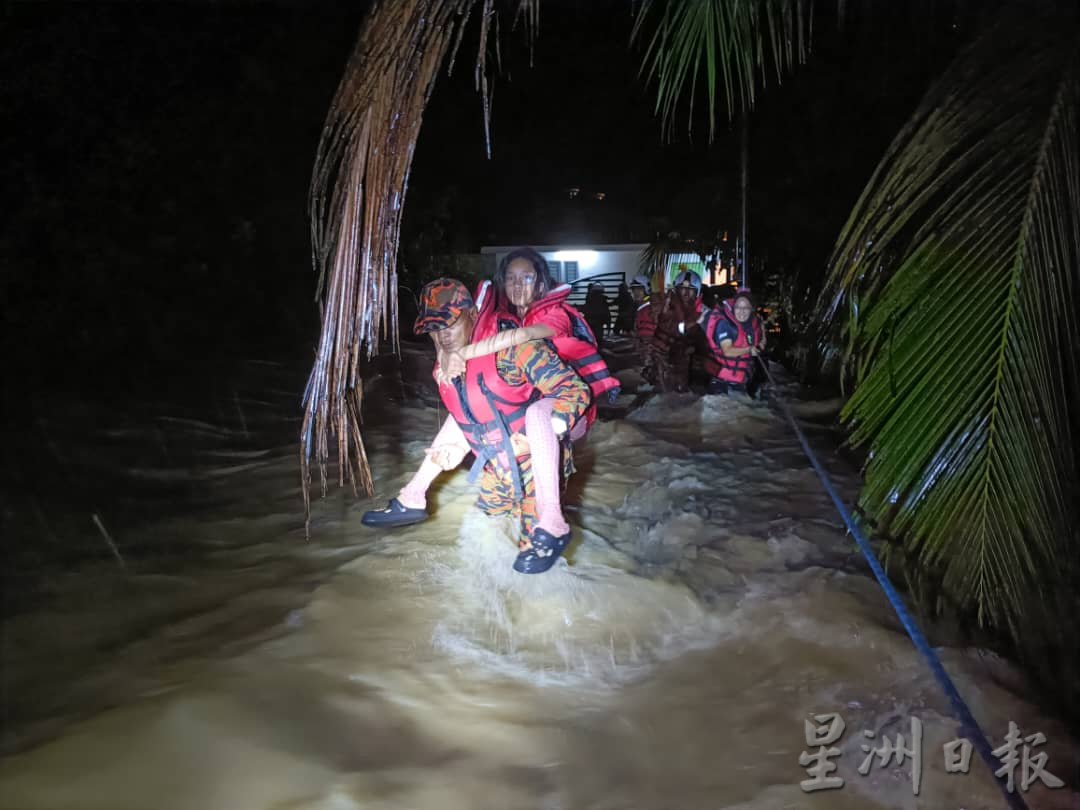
[478,244,738,292]
[480,243,650,287]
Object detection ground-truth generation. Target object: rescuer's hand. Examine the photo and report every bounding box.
[442,350,466,380]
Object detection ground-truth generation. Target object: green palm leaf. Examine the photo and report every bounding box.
[632,0,811,141]
[817,9,1080,637]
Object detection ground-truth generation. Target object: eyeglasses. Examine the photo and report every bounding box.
[507,274,536,286]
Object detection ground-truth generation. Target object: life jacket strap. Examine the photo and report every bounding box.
[573,352,604,367]
[478,373,527,503]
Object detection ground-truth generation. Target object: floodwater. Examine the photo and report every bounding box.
[1,345,1076,810]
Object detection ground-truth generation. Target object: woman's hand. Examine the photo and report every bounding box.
[509,433,530,457]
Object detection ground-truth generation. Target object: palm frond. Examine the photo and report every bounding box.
[631,0,811,141]
[303,0,537,529]
[303,0,478,528]
[816,8,1080,636]
[639,232,709,288]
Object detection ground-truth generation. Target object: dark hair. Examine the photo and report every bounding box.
[730,292,756,321]
[495,247,554,313]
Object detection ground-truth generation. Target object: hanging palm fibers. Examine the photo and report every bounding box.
[302,0,538,531]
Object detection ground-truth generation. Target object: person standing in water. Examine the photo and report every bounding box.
[629,275,660,386]
[614,281,636,335]
[362,277,591,574]
[654,270,704,392]
[583,281,611,347]
[701,289,766,397]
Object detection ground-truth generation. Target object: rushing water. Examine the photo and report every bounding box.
[1,348,1076,809]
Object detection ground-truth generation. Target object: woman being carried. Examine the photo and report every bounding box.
[367,250,617,571]
[362,277,592,574]
[439,248,620,429]
[442,250,617,537]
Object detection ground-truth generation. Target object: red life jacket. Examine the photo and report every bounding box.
[702,301,763,384]
[475,281,619,424]
[634,299,657,339]
[434,352,541,502]
[653,292,702,352]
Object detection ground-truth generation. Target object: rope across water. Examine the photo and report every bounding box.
[757,358,1028,810]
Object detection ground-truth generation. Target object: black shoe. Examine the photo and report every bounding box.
[513,527,572,574]
[361,497,429,528]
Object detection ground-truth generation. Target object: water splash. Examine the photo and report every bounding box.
[430,511,729,687]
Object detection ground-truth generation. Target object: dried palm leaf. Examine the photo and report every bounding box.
[303,0,474,530]
[302,0,538,530]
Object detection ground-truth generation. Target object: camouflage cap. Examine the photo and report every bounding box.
[414,278,474,334]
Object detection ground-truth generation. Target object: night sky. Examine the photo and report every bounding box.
[2,0,963,402]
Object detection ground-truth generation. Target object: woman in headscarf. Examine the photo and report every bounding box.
[700,289,766,396]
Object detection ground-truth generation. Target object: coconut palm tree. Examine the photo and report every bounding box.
[816,7,1079,660]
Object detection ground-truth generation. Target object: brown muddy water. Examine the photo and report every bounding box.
[1,350,1076,810]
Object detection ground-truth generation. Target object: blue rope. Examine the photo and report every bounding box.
[757,360,1027,810]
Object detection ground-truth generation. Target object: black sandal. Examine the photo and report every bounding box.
[513,527,572,574]
[361,497,429,528]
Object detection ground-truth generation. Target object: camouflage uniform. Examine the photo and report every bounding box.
[473,340,590,547]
